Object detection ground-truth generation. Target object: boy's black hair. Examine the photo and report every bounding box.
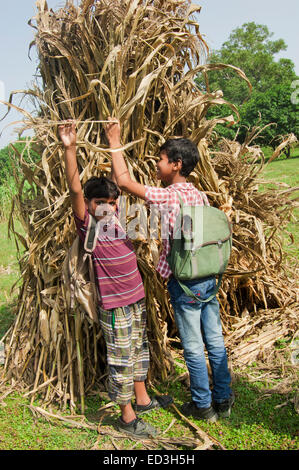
[83,176,120,200]
[160,138,200,177]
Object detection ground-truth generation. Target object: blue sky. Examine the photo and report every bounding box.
[0,0,298,148]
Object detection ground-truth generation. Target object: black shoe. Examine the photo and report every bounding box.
[117,417,160,438]
[133,395,173,415]
[213,392,235,418]
[181,402,218,422]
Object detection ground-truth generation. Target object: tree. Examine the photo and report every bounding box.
[239,83,299,150]
[197,22,298,146]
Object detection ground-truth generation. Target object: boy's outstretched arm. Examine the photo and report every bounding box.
[58,120,86,220]
[105,118,146,200]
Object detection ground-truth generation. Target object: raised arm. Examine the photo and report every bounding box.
[105,118,146,200]
[109,160,117,185]
[58,121,86,221]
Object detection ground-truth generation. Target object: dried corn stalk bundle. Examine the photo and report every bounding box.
[206,134,298,317]
[1,0,298,411]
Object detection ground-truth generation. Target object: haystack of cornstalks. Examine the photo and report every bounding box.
[0,0,298,416]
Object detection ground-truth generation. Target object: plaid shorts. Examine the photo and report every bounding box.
[98,298,149,405]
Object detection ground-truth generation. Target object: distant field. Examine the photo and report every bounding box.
[259,153,299,261]
[261,154,299,189]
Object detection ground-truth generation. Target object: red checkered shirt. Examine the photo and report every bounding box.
[144,183,209,279]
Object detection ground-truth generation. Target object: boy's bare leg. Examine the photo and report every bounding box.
[119,403,137,423]
[118,381,150,423]
[119,381,150,423]
[134,381,151,406]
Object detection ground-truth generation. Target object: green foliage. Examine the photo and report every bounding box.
[239,84,299,146]
[0,138,40,184]
[0,302,16,339]
[0,219,26,338]
[0,139,40,220]
[0,176,18,220]
[197,22,298,146]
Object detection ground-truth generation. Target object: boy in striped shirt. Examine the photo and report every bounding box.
[59,121,172,438]
[105,118,234,422]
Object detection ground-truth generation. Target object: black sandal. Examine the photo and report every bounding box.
[134,395,173,414]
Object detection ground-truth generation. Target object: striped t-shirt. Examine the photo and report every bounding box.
[74,209,145,310]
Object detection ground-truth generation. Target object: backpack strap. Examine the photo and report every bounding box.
[84,215,98,253]
[172,189,221,304]
[83,215,101,304]
[177,275,223,304]
[175,192,202,250]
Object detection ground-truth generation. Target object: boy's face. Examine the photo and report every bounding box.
[156,151,182,183]
[86,197,117,221]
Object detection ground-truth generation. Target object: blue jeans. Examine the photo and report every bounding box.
[167,276,231,408]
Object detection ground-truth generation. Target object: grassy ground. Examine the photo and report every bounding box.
[0,150,298,451]
[259,150,299,261]
[260,146,299,189]
[0,369,298,451]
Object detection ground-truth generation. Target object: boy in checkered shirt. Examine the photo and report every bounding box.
[105,119,234,422]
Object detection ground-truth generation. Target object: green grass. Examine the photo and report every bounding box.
[260,150,299,188]
[0,394,96,450]
[0,152,298,450]
[259,152,299,261]
[0,371,297,450]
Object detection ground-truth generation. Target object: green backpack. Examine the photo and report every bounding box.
[166,192,232,303]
